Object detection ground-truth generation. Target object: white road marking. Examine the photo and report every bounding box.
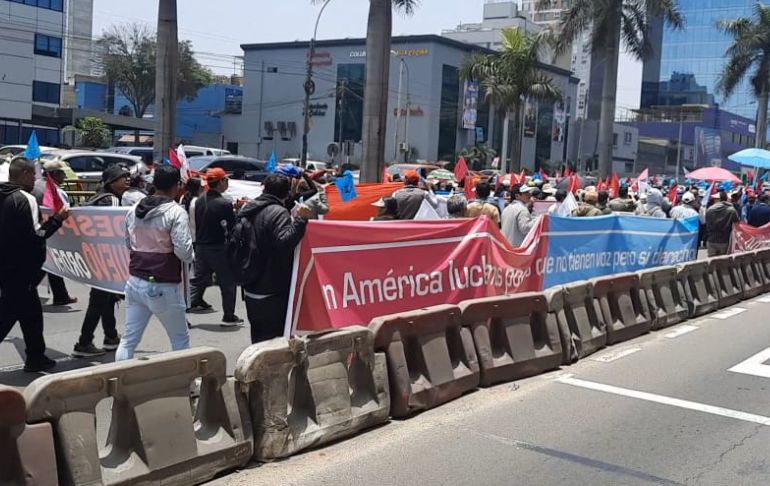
[757,296,770,304]
[664,325,699,339]
[729,347,770,379]
[712,308,747,320]
[557,376,770,426]
[589,347,641,363]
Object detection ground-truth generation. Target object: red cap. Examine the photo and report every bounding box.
[206,168,227,182]
[404,170,420,184]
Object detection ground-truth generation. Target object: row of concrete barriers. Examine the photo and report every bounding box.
[3,250,769,485]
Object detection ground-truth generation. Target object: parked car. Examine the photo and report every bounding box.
[183,145,231,157]
[386,163,440,180]
[0,144,57,157]
[40,150,142,181]
[281,158,330,172]
[106,145,231,164]
[188,156,268,182]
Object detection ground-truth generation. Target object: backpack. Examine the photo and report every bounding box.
[226,212,261,286]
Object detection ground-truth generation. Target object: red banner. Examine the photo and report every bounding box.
[286,216,550,334]
[731,222,770,252]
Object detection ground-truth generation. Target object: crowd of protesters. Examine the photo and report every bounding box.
[0,155,766,372]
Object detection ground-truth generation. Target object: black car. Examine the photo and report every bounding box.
[188,156,269,182]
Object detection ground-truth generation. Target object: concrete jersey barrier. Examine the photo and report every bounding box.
[370,304,480,418]
[459,293,562,386]
[637,267,689,330]
[24,347,252,486]
[591,273,652,345]
[546,281,607,364]
[709,255,744,308]
[755,249,770,292]
[1,385,58,486]
[734,252,763,299]
[234,326,390,461]
[677,260,719,317]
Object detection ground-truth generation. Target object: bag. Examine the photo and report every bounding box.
[226,212,261,286]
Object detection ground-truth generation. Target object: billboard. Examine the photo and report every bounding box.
[695,126,722,167]
[462,81,479,130]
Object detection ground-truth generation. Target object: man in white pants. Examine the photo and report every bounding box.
[117,165,194,361]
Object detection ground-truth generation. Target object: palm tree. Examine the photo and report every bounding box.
[718,3,770,149]
[461,28,561,172]
[545,0,684,177]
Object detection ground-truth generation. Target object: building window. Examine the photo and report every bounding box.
[34,34,62,58]
[613,133,618,146]
[335,63,365,143]
[624,131,632,144]
[33,81,60,104]
[438,65,459,161]
[11,0,63,11]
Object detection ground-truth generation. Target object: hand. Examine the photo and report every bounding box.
[234,197,248,210]
[57,207,70,221]
[296,204,313,220]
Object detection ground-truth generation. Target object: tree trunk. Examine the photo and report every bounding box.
[500,110,510,173]
[756,90,769,149]
[597,11,621,178]
[361,0,392,182]
[154,0,178,161]
[510,101,523,172]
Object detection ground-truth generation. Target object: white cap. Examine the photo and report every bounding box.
[682,192,696,203]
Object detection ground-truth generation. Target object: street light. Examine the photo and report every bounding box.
[301,0,333,168]
[390,51,411,162]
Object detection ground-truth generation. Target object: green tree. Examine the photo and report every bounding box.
[77,117,110,148]
[718,3,770,148]
[545,0,684,177]
[461,28,561,172]
[98,23,213,118]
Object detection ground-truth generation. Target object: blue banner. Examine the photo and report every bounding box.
[543,214,699,288]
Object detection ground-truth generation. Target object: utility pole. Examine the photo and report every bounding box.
[154,0,178,162]
[257,60,265,158]
[393,57,404,161]
[337,79,346,165]
[302,0,332,168]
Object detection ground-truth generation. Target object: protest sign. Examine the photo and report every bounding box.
[42,207,130,294]
[731,221,770,252]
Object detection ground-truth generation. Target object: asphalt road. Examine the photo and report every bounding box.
[0,280,253,386]
[207,292,770,486]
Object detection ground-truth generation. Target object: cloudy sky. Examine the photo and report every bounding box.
[93,0,641,110]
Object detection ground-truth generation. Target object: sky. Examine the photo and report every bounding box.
[92,0,642,110]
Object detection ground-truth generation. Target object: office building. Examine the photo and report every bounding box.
[441,1,540,50]
[223,34,578,169]
[64,0,96,82]
[642,0,755,119]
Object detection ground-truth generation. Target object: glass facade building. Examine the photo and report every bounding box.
[641,0,755,118]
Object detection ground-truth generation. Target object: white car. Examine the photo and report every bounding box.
[281,158,330,172]
[40,150,142,181]
[106,145,231,164]
[0,144,57,157]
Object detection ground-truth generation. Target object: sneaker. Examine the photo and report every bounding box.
[187,301,214,312]
[221,314,244,327]
[103,333,121,351]
[72,342,107,358]
[23,356,56,372]
[52,296,78,306]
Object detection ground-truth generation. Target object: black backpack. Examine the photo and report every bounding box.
[226,212,261,286]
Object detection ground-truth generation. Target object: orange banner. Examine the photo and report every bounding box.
[325,182,402,220]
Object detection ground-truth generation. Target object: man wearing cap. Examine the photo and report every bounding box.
[72,165,129,358]
[188,168,242,325]
[501,183,536,247]
[572,190,603,217]
[0,157,70,372]
[670,192,699,219]
[32,160,77,306]
[392,170,437,220]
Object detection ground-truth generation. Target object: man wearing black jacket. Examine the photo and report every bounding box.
[189,168,242,324]
[0,158,69,372]
[238,173,311,342]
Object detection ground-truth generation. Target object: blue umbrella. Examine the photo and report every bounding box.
[728,148,770,169]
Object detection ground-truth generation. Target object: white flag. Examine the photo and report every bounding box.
[414,198,441,220]
[555,191,578,217]
[176,144,190,181]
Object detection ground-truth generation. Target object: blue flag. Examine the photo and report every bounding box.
[24,131,41,160]
[266,151,277,173]
[335,170,357,202]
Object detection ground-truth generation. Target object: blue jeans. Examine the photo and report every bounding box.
[116,276,190,361]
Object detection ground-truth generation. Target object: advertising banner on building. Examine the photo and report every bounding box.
[731,222,770,252]
[523,98,538,138]
[695,127,722,167]
[42,207,131,294]
[543,214,699,287]
[552,101,566,143]
[462,81,479,130]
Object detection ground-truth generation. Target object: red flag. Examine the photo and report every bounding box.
[637,168,649,181]
[610,173,620,199]
[756,178,764,194]
[667,184,679,205]
[508,173,519,186]
[381,165,390,183]
[748,170,755,183]
[568,174,580,194]
[494,174,502,193]
[42,173,64,212]
[564,165,572,177]
[168,148,182,169]
[464,175,475,200]
[454,156,469,181]
[597,179,608,192]
[519,170,527,185]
